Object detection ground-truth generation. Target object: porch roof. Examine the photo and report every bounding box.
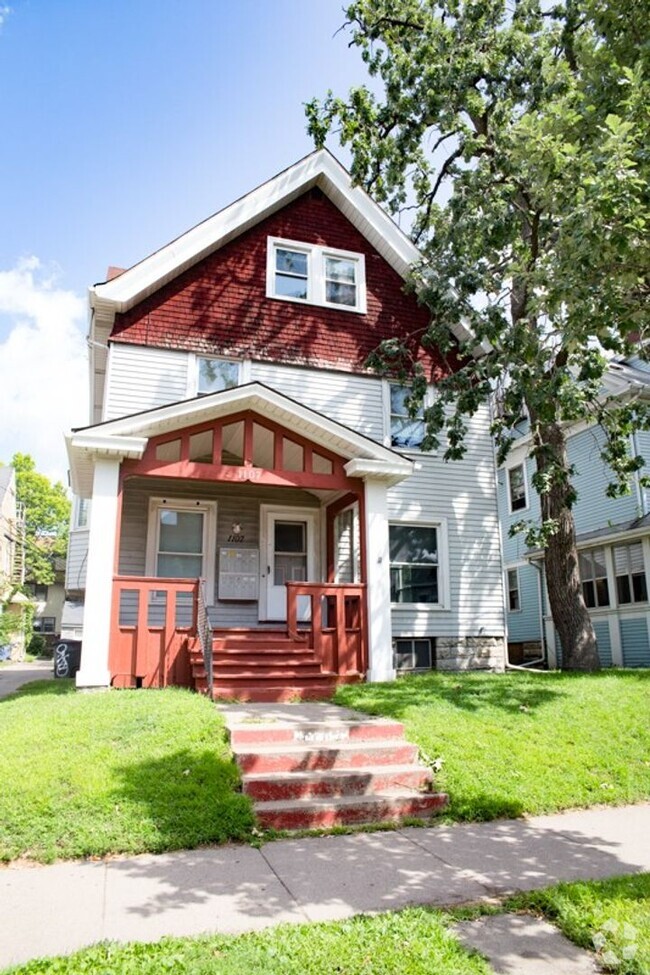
[66,382,414,497]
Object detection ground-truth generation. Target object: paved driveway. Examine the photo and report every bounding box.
[0,659,54,700]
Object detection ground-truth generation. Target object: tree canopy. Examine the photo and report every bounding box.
[11,453,70,586]
[307,0,650,669]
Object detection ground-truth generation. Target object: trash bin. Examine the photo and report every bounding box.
[53,641,82,679]
[0,643,11,661]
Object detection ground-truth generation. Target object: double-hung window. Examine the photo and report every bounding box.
[579,547,610,608]
[389,384,426,449]
[507,464,527,512]
[389,524,439,604]
[613,542,648,604]
[507,568,521,612]
[267,237,366,313]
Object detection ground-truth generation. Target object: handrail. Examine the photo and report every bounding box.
[197,578,214,697]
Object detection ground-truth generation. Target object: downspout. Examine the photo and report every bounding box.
[504,558,547,672]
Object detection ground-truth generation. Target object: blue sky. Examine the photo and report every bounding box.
[0,1,367,479]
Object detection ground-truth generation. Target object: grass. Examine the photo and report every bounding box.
[0,681,254,863]
[510,874,650,974]
[0,907,493,975]
[334,669,650,821]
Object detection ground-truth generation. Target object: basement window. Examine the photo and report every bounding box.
[394,637,434,672]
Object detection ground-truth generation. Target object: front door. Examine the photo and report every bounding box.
[260,506,319,620]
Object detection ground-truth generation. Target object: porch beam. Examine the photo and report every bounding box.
[76,457,121,689]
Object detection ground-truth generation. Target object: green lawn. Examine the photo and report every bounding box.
[334,670,650,821]
[1,908,493,975]
[0,681,254,863]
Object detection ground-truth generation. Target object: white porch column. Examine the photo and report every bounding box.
[363,477,396,683]
[76,457,121,689]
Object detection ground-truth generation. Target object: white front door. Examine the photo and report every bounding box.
[260,506,319,621]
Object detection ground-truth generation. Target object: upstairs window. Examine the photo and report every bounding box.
[267,237,366,313]
[507,464,527,512]
[389,384,425,450]
[614,542,648,604]
[197,357,239,395]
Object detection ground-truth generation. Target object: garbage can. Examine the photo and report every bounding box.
[53,641,82,679]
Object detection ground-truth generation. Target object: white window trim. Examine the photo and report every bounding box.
[383,380,437,454]
[146,497,217,597]
[266,236,367,314]
[72,496,91,532]
[388,518,449,610]
[506,461,529,514]
[186,353,244,398]
[506,566,522,614]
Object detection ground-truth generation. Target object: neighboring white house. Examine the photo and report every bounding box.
[498,356,650,668]
[64,149,506,698]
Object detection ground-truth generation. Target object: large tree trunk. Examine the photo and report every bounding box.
[534,421,601,671]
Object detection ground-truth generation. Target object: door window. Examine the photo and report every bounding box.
[274,521,307,585]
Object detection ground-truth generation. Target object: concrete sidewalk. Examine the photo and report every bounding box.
[1,803,648,969]
[0,659,53,700]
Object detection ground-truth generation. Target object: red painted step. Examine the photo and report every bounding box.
[223,704,448,830]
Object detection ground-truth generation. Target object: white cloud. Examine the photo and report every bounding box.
[0,6,11,30]
[0,258,87,484]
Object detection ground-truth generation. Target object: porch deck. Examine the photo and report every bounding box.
[109,576,368,701]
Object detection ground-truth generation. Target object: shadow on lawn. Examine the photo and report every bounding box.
[335,669,650,720]
[113,747,255,851]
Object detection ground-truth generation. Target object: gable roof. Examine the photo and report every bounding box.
[90,149,423,318]
[66,381,414,497]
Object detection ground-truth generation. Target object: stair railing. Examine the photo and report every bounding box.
[197,579,214,698]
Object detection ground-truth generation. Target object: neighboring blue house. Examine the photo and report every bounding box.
[498,356,650,669]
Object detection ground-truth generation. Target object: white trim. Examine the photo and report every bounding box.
[364,479,395,682]
[388,517,450,611]
[609,615,623,666]
[145,497,217,599]
[266,236,367,314]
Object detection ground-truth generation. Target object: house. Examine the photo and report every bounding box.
[499,356,650,668]
[26,557,66,647]
[0,467,26,655]
[65,150,506,699]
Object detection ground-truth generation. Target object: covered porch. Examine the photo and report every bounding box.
[66,383,413,699]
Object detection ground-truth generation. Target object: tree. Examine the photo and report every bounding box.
[11,453,70,586]
[307,0,650,670]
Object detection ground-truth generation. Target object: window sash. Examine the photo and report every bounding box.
[508,465,526,511]
[507,569,520,611]
[197,358,239,395]
[579,547,610,608]
[389,524,439,604]
[613,542,647,605]
[389,385,425,449]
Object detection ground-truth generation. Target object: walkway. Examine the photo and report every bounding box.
[0,659,53,700]
[1,802,648,968]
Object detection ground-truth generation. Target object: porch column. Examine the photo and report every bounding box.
[363,477,395,683]
[76,457,121,689]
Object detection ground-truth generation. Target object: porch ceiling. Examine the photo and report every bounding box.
[67,382,413,497]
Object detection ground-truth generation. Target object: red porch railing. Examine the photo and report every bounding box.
[286,582,368,677]
[109,576,198,688]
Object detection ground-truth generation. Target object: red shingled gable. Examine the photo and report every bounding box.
[111,188,453,379]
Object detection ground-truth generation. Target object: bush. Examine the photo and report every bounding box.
[27,634,47,657]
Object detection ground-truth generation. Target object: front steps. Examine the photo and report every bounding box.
[190,628,363,702]
[223,704,448,830]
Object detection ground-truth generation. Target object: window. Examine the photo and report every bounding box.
[333,505,361,584]
[267,237,366,313]
[197,357,239,395]
[26,582,48,602]
[33,616,56,634]
[508,464,527,512]
[394,637,434,672]
[507,568,520,612]
[579,547,610,608]
[614,542,648,605]
[389,524,439,604]
[389,385,425,449]
[146,498,217,597]
[75,497,90,529]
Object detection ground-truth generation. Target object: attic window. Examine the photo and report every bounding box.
[267,237,366,313]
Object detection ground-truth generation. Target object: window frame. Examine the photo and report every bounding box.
[393,636,435,673]
[385,381,437,454]
[613,541,648,606]
[73,497,90,530]
[506,567,521,613]
[145,497,217,597]
[188,354,242,398]
[266,237,367,314]
[388,519,449,609]
[507,462,528,514]
[579,546,611,609]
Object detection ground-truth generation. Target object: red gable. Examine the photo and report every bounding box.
[111,188,452,379]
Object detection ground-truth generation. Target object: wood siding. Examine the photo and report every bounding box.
[104,344,189,421]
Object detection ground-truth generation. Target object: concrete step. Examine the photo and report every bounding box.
[229,719,405,747]
[254,791,449,830]
[212,682,339,702]
[234,739,418,774]
[242,764,432,800]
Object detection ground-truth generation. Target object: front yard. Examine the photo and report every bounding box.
[334,669,650,821]
[0,669,648,863]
